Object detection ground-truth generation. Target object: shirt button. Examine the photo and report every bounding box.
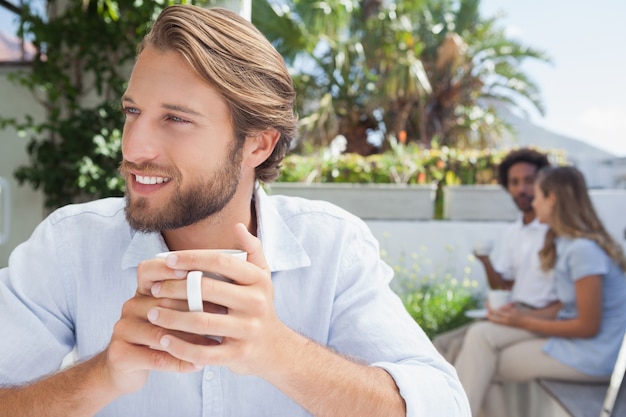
[204,370,214,381]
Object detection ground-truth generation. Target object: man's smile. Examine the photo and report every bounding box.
[134,174,171,185]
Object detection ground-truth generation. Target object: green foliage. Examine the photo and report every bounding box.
[279,144,566,185]
[388,247,481,339]
[402,282,479,339]
[10,103,125,206]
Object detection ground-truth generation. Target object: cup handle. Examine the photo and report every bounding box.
[0,177,10,246]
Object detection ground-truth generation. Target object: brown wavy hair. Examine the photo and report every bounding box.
[537,166,626,272]
[138,5,297,183]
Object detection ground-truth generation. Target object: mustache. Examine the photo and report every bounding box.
[119,160,179,179]
[515,192,532,201]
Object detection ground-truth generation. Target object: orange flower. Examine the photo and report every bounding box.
[417,172,426,183]
[398,130,407,144]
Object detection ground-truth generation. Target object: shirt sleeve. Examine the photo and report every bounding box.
[328,221,470,417]
[0,216,75,384]
[567,239,609,281]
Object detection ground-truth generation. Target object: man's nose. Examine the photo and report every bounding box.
[122,118,159,164]
[521,182,534,195]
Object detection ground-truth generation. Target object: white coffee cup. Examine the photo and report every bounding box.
[155,249,247,312]
[487,289,511,310]
[472,239,494,256]
[155,249,247,343]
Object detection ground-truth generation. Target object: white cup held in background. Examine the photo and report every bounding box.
[487,289,511,310]
[472,239,494,256]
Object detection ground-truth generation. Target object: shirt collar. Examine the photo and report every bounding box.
[514,215,546,230]
[253,184,311,272]
[121,185,311,273]
[121,230,169,270]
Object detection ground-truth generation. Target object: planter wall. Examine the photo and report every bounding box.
[0,68,46,267]
[442,185,518,221]
[266,183,437,220]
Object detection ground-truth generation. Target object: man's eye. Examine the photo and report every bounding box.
[122,106,139,115]
[167,115,190,124]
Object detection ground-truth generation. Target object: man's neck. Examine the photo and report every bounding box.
[521,211,536,225]
[161,187,256,251]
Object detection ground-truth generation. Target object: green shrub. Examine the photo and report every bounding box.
[387,247,481,339]
[401,281,480,340]
[279,144,566,186]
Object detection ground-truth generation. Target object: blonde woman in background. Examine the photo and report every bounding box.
[454,165,626,417]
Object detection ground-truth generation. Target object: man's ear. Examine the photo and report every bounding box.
[244,128,280,168]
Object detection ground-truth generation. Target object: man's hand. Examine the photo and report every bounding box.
[473,253,490,264]
[104,254,205,395]
[141,223,289,378]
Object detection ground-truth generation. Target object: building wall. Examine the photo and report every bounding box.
[0,66,45,267]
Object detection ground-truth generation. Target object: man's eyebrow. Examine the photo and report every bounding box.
[121,95,203,117]
[162,103,203,117]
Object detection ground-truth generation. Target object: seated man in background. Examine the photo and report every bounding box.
[0,5,469,417]
[434,148,560,362]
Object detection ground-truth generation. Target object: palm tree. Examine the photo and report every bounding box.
[407,0,550,148]
[254,0,550,154]
[254,0,383,154]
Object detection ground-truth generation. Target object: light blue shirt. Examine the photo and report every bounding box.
[0,187,469,416]
[544,237,626,376]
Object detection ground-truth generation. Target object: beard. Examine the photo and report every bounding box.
[512,192,534,213]
[121,142,243,233]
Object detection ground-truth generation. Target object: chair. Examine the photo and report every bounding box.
[599,331,626,417]
[538,330,626,417]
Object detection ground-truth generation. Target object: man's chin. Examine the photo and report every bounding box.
[124,195,161,232]
[513,198,533,213]
[516,205,535,217]
[125,210,161,233]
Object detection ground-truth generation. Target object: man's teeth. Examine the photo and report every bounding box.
[135,175,171,185]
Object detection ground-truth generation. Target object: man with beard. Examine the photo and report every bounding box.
[0,5,469,417]
[434,148,559,363]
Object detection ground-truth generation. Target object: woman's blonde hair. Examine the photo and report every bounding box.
[537,165,626,271]
[139,4,297,182]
